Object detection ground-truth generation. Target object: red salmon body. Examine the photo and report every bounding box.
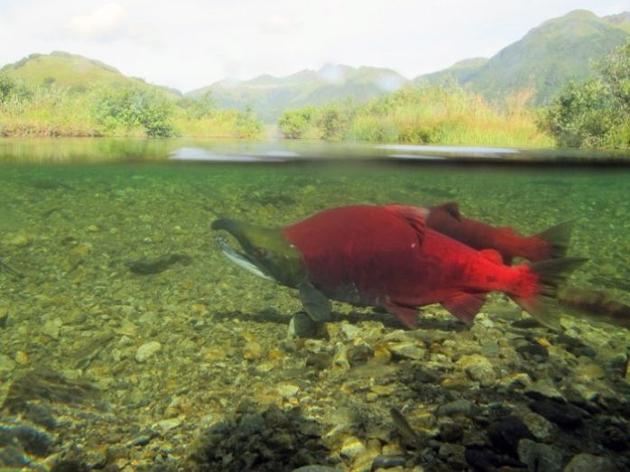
[426,202,569,264]
[283,205,540,327]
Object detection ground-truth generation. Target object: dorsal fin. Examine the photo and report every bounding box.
[435,201,461,220]
[384,204,426,243]
[480,248,503,265]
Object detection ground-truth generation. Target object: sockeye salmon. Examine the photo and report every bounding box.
[426,201,571,264]
[212,205,585,329]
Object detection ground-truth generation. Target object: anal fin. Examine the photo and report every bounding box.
[384,301,419,329]
[441,292,486,324]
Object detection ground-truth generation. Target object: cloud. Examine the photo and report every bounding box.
[258,15,302,35]
[69,2,128,39]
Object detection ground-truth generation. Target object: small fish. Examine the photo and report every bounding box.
[426,201,571,264]
[212,205,584,329]
[557,286,630,329]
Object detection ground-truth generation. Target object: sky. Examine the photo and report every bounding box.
[0,0,627,92]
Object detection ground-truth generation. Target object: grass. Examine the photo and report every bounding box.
[278,85,554,148]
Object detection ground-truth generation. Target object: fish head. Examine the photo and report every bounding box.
[211,218,305,286]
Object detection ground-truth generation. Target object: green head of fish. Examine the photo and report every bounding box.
[211,218,306,287]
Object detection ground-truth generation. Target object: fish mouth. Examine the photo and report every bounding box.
[215,236,273,281]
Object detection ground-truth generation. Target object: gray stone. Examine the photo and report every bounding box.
[518,439,563,472]
[437,399,474,417]
[388,341,426,360]
[564,453,618,472]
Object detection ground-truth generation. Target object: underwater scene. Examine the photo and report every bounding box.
[1,139,629,472]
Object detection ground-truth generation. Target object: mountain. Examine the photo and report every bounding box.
[415,9,630,104]
[187,64,408,122]
[0,51,180,96]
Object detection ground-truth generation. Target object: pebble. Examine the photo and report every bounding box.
[276,383,300,399]
[340,436,366,459]
[526,379,564,400]
[563,453,618,472]
[439,443,467,468]
[520,410,555,441]
[243,341,263,360]
[437,399,474,417]
[15,351,29,365]
[518,439,563,472]
[387,341,426,360]
[154,417,182,433]
[135,341,162,362]
[42,318,63,339]
[487,416,534,455]
[456,354,496,386]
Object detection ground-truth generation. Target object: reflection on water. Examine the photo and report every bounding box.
[0,138,629,471]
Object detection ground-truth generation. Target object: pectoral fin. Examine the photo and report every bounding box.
[384,301,419,329]
[441,292,486,323]
[299,281,332,322]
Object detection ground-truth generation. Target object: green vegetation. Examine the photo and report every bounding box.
[539,42,630,148]
[0,52,263,139]
[416,10,630,105]
[278,85,553,147]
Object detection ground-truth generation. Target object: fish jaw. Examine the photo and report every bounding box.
[215,236,274,281]
[212,218,306,287]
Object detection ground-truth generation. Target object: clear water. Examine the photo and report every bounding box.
[1,139,629,471]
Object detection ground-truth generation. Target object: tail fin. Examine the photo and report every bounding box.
[529,221,574,261]
[512,257,587,329]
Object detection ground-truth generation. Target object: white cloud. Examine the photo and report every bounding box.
[69,2,128,39]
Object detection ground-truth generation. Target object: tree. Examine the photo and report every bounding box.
[540,41,630,149]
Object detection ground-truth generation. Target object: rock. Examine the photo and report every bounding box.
[135,341,162,362]
[516,342,549,362]
[340,322,362,340]
[487,416,534,455]
[276,383,300,399]
[15,351,29,366]
[438,422,464,443]
[437,399,474,417]
[332,343,350,370]
[529,399,585,429]
[520,410,554,441]
[339,436,366,459]
[387,341,426,360]
[154,417,182,433]
[526,379,564,401]
[456,354,496,386]
[517,439,563,472]
[42,318,63,339]
[564,453,618,472]
[439,443,467,468]
[371,455,406,469]
[243,341,263,361]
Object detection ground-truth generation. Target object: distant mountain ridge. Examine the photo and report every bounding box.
[415,9,630,104]
[187,64,408,122]
[0,51,180,97]
[1,9,628,117]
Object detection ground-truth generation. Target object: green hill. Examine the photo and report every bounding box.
[187,64,408,122]
[1,51,180,96]
[415,10,630,104]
